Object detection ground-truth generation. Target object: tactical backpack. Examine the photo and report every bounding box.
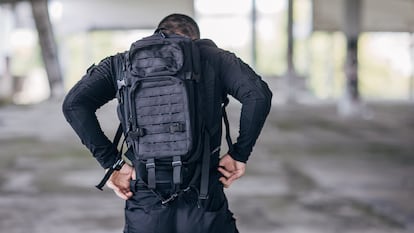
[96,31,232,202]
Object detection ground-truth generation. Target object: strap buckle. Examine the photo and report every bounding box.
[146,158,156,189]
[172,161,182,167]
[169,123,185,133]
[172,156,182,185]
[117,79,126,89]
[146,162,155,169]
[199,194,209,200]
[128,128,146,139]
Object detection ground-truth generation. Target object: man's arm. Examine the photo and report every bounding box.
[63,55,136,200]
[220,52,273,163]
[197,40,271,164]
[62,57,118,169]
[215,50,272,187]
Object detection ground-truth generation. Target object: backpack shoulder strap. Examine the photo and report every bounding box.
[198,96,233,200]
[222,96,233,150]
[95,124,125,190]
[199,129,211,199]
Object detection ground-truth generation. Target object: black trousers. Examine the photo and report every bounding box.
[124,178,238,233]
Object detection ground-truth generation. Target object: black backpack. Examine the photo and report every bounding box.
[96,31,231,201]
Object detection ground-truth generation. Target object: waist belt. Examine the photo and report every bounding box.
[129,179,173,193]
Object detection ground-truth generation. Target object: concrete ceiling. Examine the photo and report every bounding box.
[313,0,414,32]
[0,0,194,34]
[4,0,413,34]
[51,0,194,34]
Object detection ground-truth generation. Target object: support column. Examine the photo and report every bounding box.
[338,0,363,116]
[0,5,14,103]
[410,33,414,100]
[287,0,295,77]
[283,0,300,103]
[30,0,63,98]
[251,0,257,68]
[344,0,361,102]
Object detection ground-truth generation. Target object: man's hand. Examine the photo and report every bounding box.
[106,163,136,200]
[218,154,246,188]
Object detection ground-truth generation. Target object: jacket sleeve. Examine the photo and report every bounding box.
[62,56,118,169]
[219,51,272,163]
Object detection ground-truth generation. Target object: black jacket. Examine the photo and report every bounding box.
[62,38,272,169]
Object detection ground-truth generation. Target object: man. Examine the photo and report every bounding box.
[63,14,272,233]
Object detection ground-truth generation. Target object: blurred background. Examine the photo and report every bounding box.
[0,0,413,233]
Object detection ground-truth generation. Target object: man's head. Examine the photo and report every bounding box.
[157,14,200,40]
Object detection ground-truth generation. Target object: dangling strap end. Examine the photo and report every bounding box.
[199,193,209,200]
[172,156,182,185]
[95,158,125,190]
[199,134,211,200]
[146,158,156,189]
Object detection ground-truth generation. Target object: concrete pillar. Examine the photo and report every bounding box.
[283,0,302,103]
[0,5,14,102]
[30,0,63,99]
[338,0,366,117]
[280,0,296,103]
[287,0,295,76]
[410,33,414,100]
[251,0,257,68]
[343,0,361,102]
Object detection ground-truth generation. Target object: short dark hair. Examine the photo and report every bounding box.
[157,14,200,40]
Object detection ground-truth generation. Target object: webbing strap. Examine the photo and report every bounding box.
[95,124,125,190]
[146,158,156,189]
[113,124,123,148]
[172,156,182,185]
[222,97,233,150]
[199,133,211,199]
[198,98,231,199]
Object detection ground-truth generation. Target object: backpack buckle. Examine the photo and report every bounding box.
[146,161,155,169]
[146,158,156,189]
[169,123,185,133]
[172,156,182,185]
[172,161,182,167]
[128,128,146,139]
[117,79,126,89]
[199,193,209,200]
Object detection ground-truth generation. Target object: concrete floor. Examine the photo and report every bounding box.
[0,99,413,233]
